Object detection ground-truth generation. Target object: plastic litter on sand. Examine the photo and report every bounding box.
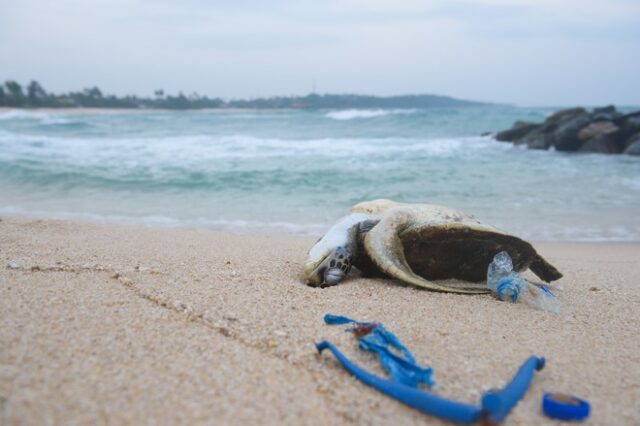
[323,314,434,388]
[542,393,590,421]
[318,314,544,424]
[487,251,562,313]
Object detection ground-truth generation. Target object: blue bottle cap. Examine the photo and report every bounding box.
[542,393,590,421]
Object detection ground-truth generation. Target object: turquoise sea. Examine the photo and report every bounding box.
[1,106,639,240]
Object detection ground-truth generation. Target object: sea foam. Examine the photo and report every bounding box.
[325,109,416,120]
[0,109,50,120]
[0,109,76,125]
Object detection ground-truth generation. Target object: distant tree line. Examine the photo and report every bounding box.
[0,80,225,110]
[0,80,485,110]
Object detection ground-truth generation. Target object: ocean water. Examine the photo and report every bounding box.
[1,106,639,241]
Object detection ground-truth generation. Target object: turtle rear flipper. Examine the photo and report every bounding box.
[530,255,563,282]
[364,210,490,294]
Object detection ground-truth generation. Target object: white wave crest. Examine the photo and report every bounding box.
[0,109,50,120]
[42,116,75,125]
[325,109,416,120]
[0,130,509,167]
[0,109,74,124]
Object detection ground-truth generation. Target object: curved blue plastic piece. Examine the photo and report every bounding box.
[364,323,414,361]
[323,313,369,326]
[316,340,482,424]
[481,356,545,423]
[323,313,434,388]
[357,340,434,388]
[542,393,590,421]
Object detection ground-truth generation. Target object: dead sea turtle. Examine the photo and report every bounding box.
[303,199,562,293]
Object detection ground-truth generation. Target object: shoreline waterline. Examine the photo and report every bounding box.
[3,213,640,245]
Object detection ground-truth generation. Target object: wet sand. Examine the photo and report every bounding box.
[1,217,638,425]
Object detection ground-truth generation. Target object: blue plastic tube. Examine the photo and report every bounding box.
[316,340,545,424]
[316,340,483,423]
[323,314,368,325]
[481,356,546,424]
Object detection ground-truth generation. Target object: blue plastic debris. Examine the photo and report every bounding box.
[487,252,561,313]
[323,314,434,388]
[318,313,545,424]
[481,356,545,423]
[535,285,562,313]
[542,393,590,421]
[323,314,364,325]
[487,251,526,302]
[316,340,482,424]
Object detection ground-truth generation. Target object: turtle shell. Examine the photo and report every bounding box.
[400,225,542,282]
[352,200,562,288]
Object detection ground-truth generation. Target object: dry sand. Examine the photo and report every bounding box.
[1,217,638,425]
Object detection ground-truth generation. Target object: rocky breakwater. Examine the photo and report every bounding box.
[494,106,640,155]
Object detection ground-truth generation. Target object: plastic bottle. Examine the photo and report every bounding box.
[487,251,561,313]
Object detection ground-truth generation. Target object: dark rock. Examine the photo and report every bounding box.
[481,131,492,136]
[545,107,587,124]
[518,127,553,150]
[550,114,592,151]
[624,140,640,155]
[592,105,623,123]
[625,132,640,148]
[593,111,624,123]
[514,120,534,128]
[593,105,616,114]
[579,134,622,154]
[495,121,540,142]
[577,121,619,141]
[526,134,552,150]
[622,115,640,140]
[492,106,640,155]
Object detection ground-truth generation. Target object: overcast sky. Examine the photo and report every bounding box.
[1,0,639,106]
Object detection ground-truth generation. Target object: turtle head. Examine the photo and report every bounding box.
[304,245,353,287]
[303,213,369,287]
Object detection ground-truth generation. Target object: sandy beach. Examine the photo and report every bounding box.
[1,217,639,425]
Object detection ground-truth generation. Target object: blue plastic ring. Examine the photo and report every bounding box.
[542,393,590,421]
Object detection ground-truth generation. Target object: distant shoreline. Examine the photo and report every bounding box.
[3,105,639,114]
[0,80,490,110]
[0,104,488,114]
[0,106,290,114]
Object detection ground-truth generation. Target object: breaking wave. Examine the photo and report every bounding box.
[0,130,506,165]
[325,109,417,120]
[0,109,49,120]
[0,109,78,125]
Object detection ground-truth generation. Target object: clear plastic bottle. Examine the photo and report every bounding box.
[487,251,561,313]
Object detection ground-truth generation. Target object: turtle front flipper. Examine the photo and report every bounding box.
[364,210,490,294]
